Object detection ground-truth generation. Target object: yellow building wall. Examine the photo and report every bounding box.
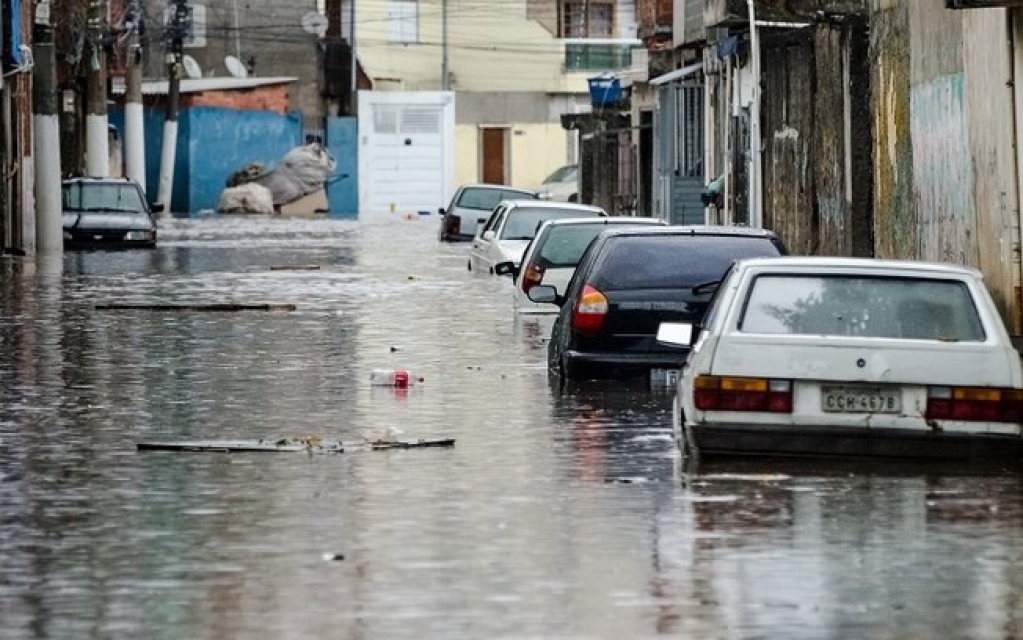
[357,0,591,94]
[454,124,571,190]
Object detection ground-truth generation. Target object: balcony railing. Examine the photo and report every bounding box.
[564,40,642,72]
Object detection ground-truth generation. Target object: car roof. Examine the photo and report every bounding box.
[500,200,605,213]
[595,224,782,240]
[62,176,142,186]
[536,216,663,229]
[458,184,536,194]
[733,256,984,279]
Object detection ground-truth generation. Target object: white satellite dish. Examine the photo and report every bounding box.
[181,54,202,79]
[225,55,248,78]
[301,12,329,38]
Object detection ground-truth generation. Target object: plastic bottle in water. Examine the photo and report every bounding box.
[369,368,424,388]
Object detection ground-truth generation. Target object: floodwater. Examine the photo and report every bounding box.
[2,215,1023,639]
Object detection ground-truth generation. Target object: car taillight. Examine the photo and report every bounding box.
[521,261,545,294]
[444,214,461,236]
[926,386,1023,423]
[694,376,793,413]
[572,285,608,337]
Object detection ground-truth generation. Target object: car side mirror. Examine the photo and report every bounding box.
[438,207,446,215]
[150,203,165,213]
[527,284,561,306]
[494,261,518,278]
[656,322,695,347]
[482,230,496,241]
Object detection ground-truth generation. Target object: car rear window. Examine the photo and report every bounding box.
[739,275,986,341]
[457,188,535,211]
[501,208,601,241]
[590,235,783,290]
[535,225,609,267]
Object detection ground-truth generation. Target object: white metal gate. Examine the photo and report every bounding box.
[358,92,455,215]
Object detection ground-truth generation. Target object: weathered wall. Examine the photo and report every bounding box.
[870,0,916,259]
[325,117,358,218]
[182,85,292,114]
[961,9,1019,321]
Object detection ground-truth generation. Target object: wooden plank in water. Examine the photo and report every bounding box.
[96,303,297,312]
[136,438,456,453]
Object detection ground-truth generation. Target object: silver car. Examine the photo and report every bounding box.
[438,184,539,242]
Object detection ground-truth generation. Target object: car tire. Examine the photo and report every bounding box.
[568,193,578,203]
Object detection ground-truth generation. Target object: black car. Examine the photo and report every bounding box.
[530,225,789,385]
[62,176,162,250]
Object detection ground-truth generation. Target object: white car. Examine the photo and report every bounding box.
[495,216,667,313]
[536,164,578,202]
[659,256,1023,463]
[439,184,539,242]
[468,200,606,275]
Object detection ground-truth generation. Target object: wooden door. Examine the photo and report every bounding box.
[481,128,506,185]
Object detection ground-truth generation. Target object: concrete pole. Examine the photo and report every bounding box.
[156,0,186,216]
[85,0,109,177]
[747,0,763,229]
[124,1,146,192]
[349,0,357,115]
[33,0,63,255]
[441,0,448,90]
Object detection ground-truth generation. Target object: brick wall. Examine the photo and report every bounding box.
[183,85,292,114]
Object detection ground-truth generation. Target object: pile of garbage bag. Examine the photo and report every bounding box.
[219,143,337,214]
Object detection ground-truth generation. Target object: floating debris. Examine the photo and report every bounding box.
[136,437,455,453]
[322,552,346,562]
[96,303,297,312]
[269,265,322,271]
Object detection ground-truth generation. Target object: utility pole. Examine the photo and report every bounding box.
[441,0,448,90]
[85,0,110,176]
[125,0,146,192]
[156,0,188,216]
[349,0,356,115]
[33,0,62,255]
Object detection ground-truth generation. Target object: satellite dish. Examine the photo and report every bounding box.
[225,55,248,78]
[181,55,202,79]
[301,12,328,38]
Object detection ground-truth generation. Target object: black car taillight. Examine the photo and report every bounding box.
[444,214,461,236]
[572,285,609,337]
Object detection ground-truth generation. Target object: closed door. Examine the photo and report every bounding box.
[481,128,506,185]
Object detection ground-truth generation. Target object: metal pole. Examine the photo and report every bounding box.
[231,0,241,58]
[85,0,109,177]
[125,0,146,192]
[441,0,448,90]
[33,0,63,255]
[747,0,763,229]
[349,0,357,114]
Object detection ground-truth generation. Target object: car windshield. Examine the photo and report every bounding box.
[738,274,987,341]
[501,208,598,241]
[63,182,145,213]
[591,235,782,289]
[542,165,577,185]
[456,188,534,211]
[536,224,609,267]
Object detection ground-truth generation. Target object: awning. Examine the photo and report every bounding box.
[649,62,704,86]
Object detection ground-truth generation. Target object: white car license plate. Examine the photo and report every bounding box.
[821,386,901,413]
[650,368,680,388]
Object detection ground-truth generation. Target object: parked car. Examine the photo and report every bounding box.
[62,176,162,250]
[496,216,667,314]
[468,201,606,274]
[536,164,578,202]
[658,257,1023,463]
[438,184,539,242]
[529,225,788,385]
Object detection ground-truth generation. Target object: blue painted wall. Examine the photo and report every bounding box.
[325,117,358,218]
[112,106,303,214]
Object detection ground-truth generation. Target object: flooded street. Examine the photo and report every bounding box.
[3,215,1023,639]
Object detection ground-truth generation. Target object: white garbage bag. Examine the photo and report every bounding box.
[218,182,275,215]
[253,143,338,206]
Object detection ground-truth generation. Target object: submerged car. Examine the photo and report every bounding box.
[496,216,667,314]
[62,176,161,250]
[530,225,788,385]
[536,164,578,203]
[659,257,1023,463]
[438,184,539,242]
[468,200,606,275]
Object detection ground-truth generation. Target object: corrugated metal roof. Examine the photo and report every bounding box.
[111,76,298,96]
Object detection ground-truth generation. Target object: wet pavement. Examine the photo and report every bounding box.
[2,214,1023,639]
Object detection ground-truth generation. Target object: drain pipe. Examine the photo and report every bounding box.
[747,0,763,229]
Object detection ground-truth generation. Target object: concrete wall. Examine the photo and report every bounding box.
[326,117,358,218]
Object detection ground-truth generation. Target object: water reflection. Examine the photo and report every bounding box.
[1,216,1023,638]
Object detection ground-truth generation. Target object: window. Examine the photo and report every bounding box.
[388,0,418,43]
[739,275,987,341]
[62,182,146,214]
[560,1,613,38]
